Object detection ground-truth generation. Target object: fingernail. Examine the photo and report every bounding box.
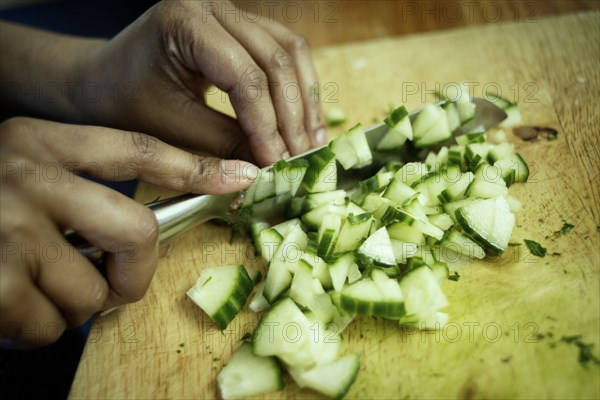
[242,164,260,182]
[282,151,291,160]
[100,306,120,317]
[315,128,327,145]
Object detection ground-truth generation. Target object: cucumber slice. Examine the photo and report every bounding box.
[383,178,418,204]
[378,106,413,150]
[430,261,450,285]
[254,170,276,203]
[499,105,521,128]
[294,353,361,400]
[387,222,424,244]
[427,213,454,231]
[487,142,515,163]
[271,218,301,237]
[438,230,485,259]
[359,171,393,194]
[249,282,270,313]
[274,159,309,196]
[317,213,343,260]
[218,343,284,400]
[456,131,485,146]
[330,133,359,170]
[442,102,461,132]
[346,123,373,168]
[302,203,346,231]
[412,104,451,148]
[290,264,336,323]
[336,212,373,252]
[465,164,508,198]
[304,190,347,211]
[303,147,338,193]
[340,276,405,318]
[438,171,474,203]
[494,153,529,186]
[301,252,333,289]
[394,162,429,186]
[329,252,356,292]
[400,265,448,323]
[264,225,308,303]
[380,206,444,240]
[252,298,314,368]
[455,197,515,254]
[187,265,254,330]
[303,311,342,365]
[357,226,397,268]
[256,228,283,262]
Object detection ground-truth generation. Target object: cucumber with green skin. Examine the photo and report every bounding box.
[187,265,254,330]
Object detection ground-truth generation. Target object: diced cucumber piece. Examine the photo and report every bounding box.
[378,106,413,150]
[271,218,301,237]
[252,298,314,368]
[337,212,373,252]
[290,265,336,323]
[346,123,373,168]
[430,261,450,285]
[390,239,419,264]
[412,104,451,148]
[256,228,283,262]
[438,171,474,203]
[317,213,343,260]
[456,131,485,146]
[274,159,309,196]
[506,195,522,213]
[383,178,418,204]
[249,282,270,313]
[394,162,429,186]
[218,343,284,400]
[465,164,508,198]
[302,203,346,231]
[443,197,482,223]
[326,106,347,126]
[304,190,347,211]
[303,147,338,193]
[264,225,307,302]
[442,102,461,132]
[254,170,276,203]
[387,222,424,244]
[287,196,305,218]
[340,275,405,318]
[456,92,476,124]
[330,133,358,170]
[359,170,393,194]
[494,153,529,186]
[301,253,333,289]
[499,105,521,128]
[250,220,269,245]
[456,197,515,254]
[400,265,448,324]
[438,230,485,259]
[293,353,361,400]
[487,142,515,163]
[427,213,454,231]
[187,265,254,330]
[489,129,508,144]
[329,252,356,292]
[464,143,492,170]
[357,227,397,268]
[361,193,392,215]
[380,206,444,240]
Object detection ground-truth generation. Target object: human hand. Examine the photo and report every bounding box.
[74,0,326,166]
[0,117,259,348]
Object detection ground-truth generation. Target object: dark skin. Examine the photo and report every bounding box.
[0,0,324,348]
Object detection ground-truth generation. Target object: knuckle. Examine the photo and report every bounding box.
[288,33,310,53]
[125,132,161,166]
[181,156,221,190]
[133,206,159,245]
[269,48,293,72]
[238,65,268,89]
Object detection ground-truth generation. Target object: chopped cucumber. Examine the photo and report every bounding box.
[357,226,397,268]
[456,197,515,254]
[187,265,254,330]
[218,343,284,400]
[303,147,338,193]
[293,353,361,400]
[378,106,413,150]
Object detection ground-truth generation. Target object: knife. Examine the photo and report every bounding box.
[66,97,507,265]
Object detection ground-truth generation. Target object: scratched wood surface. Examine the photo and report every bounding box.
[70,11,600,399]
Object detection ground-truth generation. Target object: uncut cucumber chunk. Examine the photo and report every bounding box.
[456,197,515,254]
[187,265,254,330]
[217,343,284,400]
[293,353,361,400]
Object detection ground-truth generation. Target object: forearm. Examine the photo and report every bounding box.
[0,21,106,121]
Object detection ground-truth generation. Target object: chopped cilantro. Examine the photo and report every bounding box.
[448,271,461,281]
[524,239,547,257]
[558,222,575,235]
[547,132,558,141]
[176,349,181,354]
[551,252,561,256]
[508,242,521,247]
[179,342,185,348]
[560,335,600,367]
[213,357,221,362]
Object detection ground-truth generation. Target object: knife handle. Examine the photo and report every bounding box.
[64,193,237,267]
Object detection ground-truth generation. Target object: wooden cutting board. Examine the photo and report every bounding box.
[70,12,600,399]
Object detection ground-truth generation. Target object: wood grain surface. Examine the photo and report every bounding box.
[70,11,600,399]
